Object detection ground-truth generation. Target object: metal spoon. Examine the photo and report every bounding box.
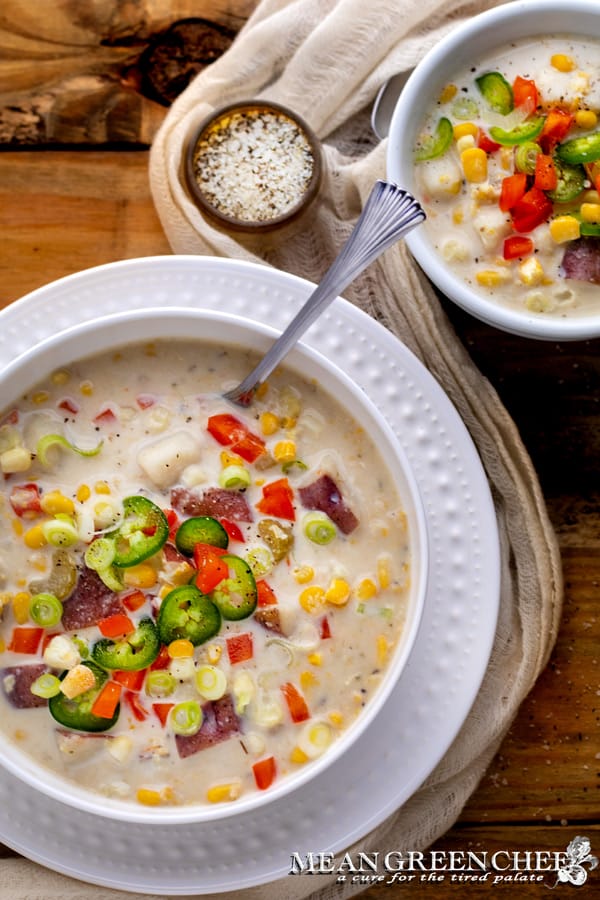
[224,180,425,407]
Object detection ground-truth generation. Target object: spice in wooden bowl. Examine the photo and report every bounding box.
[184,101,322,245]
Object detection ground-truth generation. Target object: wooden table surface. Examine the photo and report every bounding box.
[1,3,599,898]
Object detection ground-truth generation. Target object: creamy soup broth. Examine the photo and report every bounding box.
[0,340,411,808]
[414,36,600,317]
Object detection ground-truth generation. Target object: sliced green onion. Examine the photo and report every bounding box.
[303,511,337,545]
[245,546,274,577]
[29,592,63,628]
[218,465,251,490]
[380,607,394,621]
[85,537,116,571]
[450,96,479,120]
[36,433,103,467]
[515,141,541,175]
[30,672,62,699]
[195,665,227,701]
[297,720,333,759]
[170,700,202,736]
[41,516,80,548]
[95,566,125,592]
[145,670,177,698]
[72,636,89,659]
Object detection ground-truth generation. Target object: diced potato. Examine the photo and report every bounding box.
[473,207,511,251]
[43,634,81,670]
[441,237,470,263]
[137,431,202,489]
[60,663,96,699]
[0,446,32,474]
[420,156,462,199]
[518,257,545,286]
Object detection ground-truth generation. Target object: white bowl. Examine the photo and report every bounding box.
[0,304,428,824]
[387,0,600,341]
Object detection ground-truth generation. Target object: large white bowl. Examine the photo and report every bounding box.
[387,0,600,341]
[0,303,428,824]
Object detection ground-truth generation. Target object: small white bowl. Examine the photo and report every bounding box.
[0,306,427,824]
[387,0,600,341]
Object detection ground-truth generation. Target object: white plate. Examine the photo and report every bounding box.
[0,256,500,895]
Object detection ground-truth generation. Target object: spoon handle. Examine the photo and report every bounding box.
[224,180,425,406]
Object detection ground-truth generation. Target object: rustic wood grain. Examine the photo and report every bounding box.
[0,0,258,145]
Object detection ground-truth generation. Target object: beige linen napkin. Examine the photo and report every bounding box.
[3,1,563,898]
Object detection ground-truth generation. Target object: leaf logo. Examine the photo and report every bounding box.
[552,836,598,887]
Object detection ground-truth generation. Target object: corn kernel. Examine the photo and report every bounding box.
[325,578,351,606]
[0,639,5,653]
[31,391,50,405]
[1,446,32,474]
[356,578,378,601]
[207,644,223,665]
[293,565,314,584]
[51,369,70,386]
[439,83,457,103]
[158,583,173,600]
[80,380,93,396]
[300,670,318,692]
[40,490,75,516]
[456,134,476,154]
[461,147,487,183]
[76,484,91,503]
[452,208,464,225]
[168,639,194,659]
[206,781,242,803]
[453,122,478,140]
[136,788,162,806]
[328,711,344,727]
[299,585,325,613]
[549,215,581,243]
[475,269,509,288]
[123,563,157,589]
[551,53,575,72]
[290,746,309,764]
[575,109,597,130]
[94,481,111,495]
[12,592,31,624]
[255,382,269,399]
[280,415,297,429]
[518,257,545,286]
[582,189,600,204]
[376,635,389,666]
[259,412,280,436]
[220,450,243,467]
[307,652,322,667]
[377,556,392,590]
[24,524,47,549]
[580,203,600,224]
[272,440,296,464]
[12,519,23,537]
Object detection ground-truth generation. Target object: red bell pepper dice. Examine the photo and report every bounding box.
[113,669,147,692]
[252,756,276,790]
[206,414,265,463]
[281,681,310,723]
[193,543,229,593]
[98,613,135,638]
[499,173,527,212]
[511,187,553,233]
[256,580,277,607]
[512,75,538,112]
[9,483,42,519]
[152,702,174,727]
[256,478,295,521]
[8,627,44,654]
[503,235,535,261]
[91,681,122,719]
[534,154,558,192]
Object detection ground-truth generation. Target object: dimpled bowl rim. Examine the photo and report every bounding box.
[387,0,600,341]
[0,306,428,825]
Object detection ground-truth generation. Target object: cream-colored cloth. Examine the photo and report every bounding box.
[3,1,563,898]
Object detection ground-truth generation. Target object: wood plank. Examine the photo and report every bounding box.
[0,0,258,145]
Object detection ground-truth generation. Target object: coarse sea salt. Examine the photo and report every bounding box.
[191,109,316,223]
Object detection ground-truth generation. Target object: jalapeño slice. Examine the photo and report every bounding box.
[110,496,169,567]
[489,117,545,146]
[91,617,160,671]
[414,117,452,162]
[547,158,585,203]
[210,554,257,621]
[157,584,221,646]
[49,661,119,733]
[475,71,513,115]
[556,131,600,165]
[175,516,229,556]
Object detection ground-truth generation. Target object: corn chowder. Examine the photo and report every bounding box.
[0,340,411,808]
[413,36,600,316]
